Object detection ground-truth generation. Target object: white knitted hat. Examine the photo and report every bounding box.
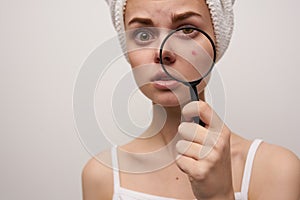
[105,0,235,61]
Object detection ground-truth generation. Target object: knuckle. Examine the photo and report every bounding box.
[193,173,205,181]
[178,122,198,141]
[178,123,183,133]
[192,166,208,181]
[215,136,227,151]
[200,101,211,113]
[204,131,218,146]
[181,105,189,117]
[176,155,188,168]
[199,145,212,158]
[175,159,186,173]
[178,122,188,134]
[176,140,189,154]
[208,149,221,162]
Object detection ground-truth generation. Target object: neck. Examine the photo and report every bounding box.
[155,104,182,143]
[142,91,205,145]
[140,104,181,143]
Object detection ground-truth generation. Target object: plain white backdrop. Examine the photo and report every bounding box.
[0,0,299,199]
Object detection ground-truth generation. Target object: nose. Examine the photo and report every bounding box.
[155,48,176,65]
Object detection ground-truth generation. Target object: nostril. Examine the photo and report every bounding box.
[163,56,171,63]
[155,49,176,64]
[155,56,160,63]
[163,54,175,64]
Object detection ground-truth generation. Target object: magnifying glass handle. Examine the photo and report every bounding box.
[189,86,206,127]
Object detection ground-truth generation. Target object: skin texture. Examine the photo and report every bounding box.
[82,0,300,199]
[125,0,214,107]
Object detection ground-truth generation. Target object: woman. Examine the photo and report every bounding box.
[82,0,300,199]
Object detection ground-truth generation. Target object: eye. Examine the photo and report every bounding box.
[133,28,155,45]
[137,32,151,41]
[177,26,199,39]
[182,28,194,35]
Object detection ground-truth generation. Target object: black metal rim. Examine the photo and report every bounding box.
[159,27,217,87]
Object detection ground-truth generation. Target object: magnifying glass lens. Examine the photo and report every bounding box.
[160,27,216,126]
[160,27,215,84]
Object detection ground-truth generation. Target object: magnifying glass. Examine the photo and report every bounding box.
[159,27,216,126]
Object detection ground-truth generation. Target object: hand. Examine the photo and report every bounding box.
[176,101,235,200]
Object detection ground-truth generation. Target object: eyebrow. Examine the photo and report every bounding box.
[171,11,202,23]
[128,17,154,26]
[128,11,202,26]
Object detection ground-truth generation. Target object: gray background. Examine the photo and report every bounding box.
[0,0,299,199]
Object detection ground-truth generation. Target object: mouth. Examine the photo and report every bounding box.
[152,71,174,82]
[151,71,180,90]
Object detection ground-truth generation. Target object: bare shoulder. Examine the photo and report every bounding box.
[249,142,300,200]
[81,150,114,200]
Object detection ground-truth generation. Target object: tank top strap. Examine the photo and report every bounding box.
[111,145,121,193]
[240,139,263,199]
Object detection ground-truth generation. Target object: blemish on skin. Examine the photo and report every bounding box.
[192,50,197,56]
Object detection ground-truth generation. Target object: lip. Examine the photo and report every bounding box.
[151,71,180,90]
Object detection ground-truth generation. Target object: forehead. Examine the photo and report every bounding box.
[124,0,211,26]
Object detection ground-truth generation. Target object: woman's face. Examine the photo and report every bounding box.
[124,0,215,107]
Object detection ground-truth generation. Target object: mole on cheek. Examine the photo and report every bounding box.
[192,50,197,56]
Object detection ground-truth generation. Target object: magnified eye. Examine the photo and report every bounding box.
[182,28,194,35]
[177,26,199,39]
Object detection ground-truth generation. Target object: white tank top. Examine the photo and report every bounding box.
[111,139,263,200]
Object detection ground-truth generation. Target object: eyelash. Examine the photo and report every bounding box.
[131,24,200,45]
[176,25,199,38]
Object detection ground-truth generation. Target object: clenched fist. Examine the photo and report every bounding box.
[176,101,235,200]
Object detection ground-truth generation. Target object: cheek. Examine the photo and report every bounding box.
[127,50,157,91]
[128,49,154,68]
[196,74,211,93]
[191,43,214,59]
[192,50,197,56]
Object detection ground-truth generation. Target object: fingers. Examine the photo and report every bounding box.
[182,101,223,129]
[176,155,198,177]
[176,154,212,181]
[178,122,207,144]
[176,101,234,198]
[178,101,231,160]
[176,140,202,160]
[178,121,220,148]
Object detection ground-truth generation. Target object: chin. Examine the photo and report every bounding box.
[140,84,190,108]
